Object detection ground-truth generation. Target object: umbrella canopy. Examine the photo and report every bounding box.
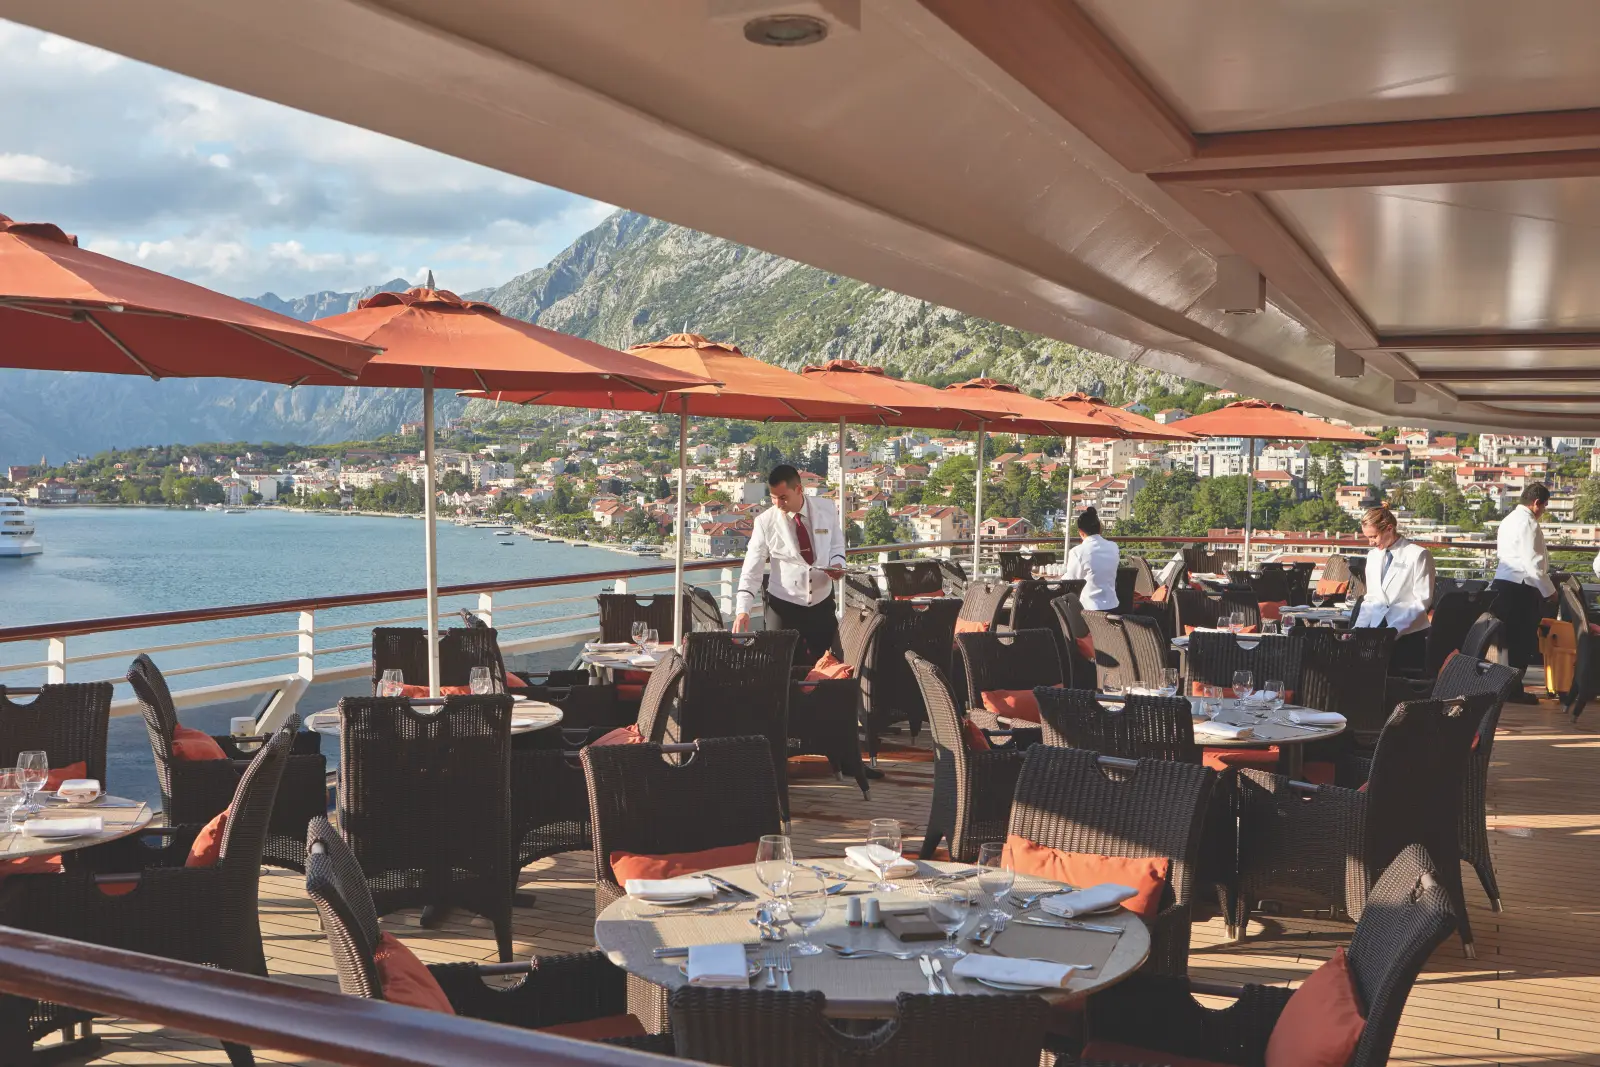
[0,214,379,383]
[1044,393,1200,442]
[798,360,1019,431]
[1175,399,1374,443]
[941,378,1116,438]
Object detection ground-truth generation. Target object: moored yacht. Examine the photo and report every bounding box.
[0,494,42,557]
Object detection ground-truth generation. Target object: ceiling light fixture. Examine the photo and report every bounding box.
[743,14,829,46]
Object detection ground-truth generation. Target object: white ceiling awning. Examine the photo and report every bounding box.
[10,0,1600,431]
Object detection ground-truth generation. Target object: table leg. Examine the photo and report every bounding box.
[1280,743,1305,780]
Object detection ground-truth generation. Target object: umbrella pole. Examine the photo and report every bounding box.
[1064,435,1076,553]
[673,397,688,646]
[421,369,441,698]
[1243,437,1256,566]
[972,422,985,575]
[837,417,848,617]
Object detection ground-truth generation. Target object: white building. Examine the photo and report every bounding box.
[712,477,768,505]
[1071,437,1138,478]
[1256,443,1310,479]
[338,468,397,490]
[1479,434,1548,465]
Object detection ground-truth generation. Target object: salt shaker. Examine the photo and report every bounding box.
[845,897,863,927]
[863,897,882,928]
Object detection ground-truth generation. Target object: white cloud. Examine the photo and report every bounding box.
[35,33,120,73]
[0,153,83,185]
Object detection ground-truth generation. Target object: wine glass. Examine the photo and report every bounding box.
[644,628,660,655]
[1261,619,1281,635]
[17,751,47,814]
[1264,679,1286,713]
[926,888,972,959]
[1215,615,1230,632]
[1230,611,1248,634]
[865,818,902,893]
[976,842,1014,920]
[0,769,22,831]
[469,666,494,695]
[1203,683,1224,720]
[631,620,648,654]
[1231,670,1254,710]
[785,867,828,956]
[1160,667,1180,698]
[378,669,404,697]
[754,834,794,898]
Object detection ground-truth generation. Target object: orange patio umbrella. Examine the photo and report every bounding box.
[315,291,718,691]
[0,214,378,383]
[463,334,890,641]
[940,378,1118,572]
[1173,399,1373,558]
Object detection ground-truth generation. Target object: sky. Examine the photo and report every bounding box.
[0,20,615,300]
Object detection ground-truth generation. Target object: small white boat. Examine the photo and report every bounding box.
[0,495,42,557]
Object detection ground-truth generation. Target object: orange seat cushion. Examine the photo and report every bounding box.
[617,685,645,701]
[374,933,455,1014]
[1000,835,1168,919]
[1074,635,1095,663]
[0,854,63,882]
[1082,1041,1231,1067]
[396,684,472,698]
[44,762,88,792]
[171,726,227,762]
[592,724,644,746]
[955,618,991,634]
[1202,747,1280,773]
[610,842,758,883]
[1315,578,1349,597]
[505,673,529,689]
[1150,585,1170,603]
[186,807,229,868]
[961,718,991,751]
[981,689,1042,724]
[539,1014,648,1041]
[1258,600,1287,622]
[1264,947,1366,1067]
[1302,761,1337,785]
[805,651,854,682]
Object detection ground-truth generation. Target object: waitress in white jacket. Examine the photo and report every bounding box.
[1353,506,1436,671]
[1064,507,1121,611]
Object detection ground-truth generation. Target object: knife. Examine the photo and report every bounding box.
[1015,916,1123,935]
[652,942,762,959]
[706,874,759,900]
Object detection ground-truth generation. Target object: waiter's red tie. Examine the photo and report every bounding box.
[794,515,815,565]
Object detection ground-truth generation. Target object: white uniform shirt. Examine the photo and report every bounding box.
[735,496,847,615]
[1354,537,1436,637]
[1494,504,1554,597]
[1064,533,1121,611]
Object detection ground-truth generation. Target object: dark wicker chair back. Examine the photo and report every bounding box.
[1009,745,1213,974]
[938,559,969,598]
[1037,688,1198,764]
[1187,631,1304,694]
[336,694,517,960]
[1183,546,1239,574]
[305,814,385,999]
[1432,655,1517,912]
[1119,614,1171,686]
[1082,611,1136,691]
[1316,553,1353,602]
[957,580,1012,632]
[956,630,1063,710]
[212,715,297,876]
[636,650,688,743]
[1249,566,1291,603]
[1049,593,1097,689]
[843,572,882,612]
[1437,577,1490,598]
[997,550,1056,581]
[1218,591,1263,631]
[0,682,111,787]
[1114,565,1139,614]
[597,593,685,644]
[881,559,945,599]
[686,585,726,631]
[1128,555,1158,597]
[869,597,962,736]
[1297,627,1394,739]
[1458,614,1507,664]
[370,626,509,692]
[1286,561,1315,606]
[667,988,1050,1067]
[1172,587,1221,634]
[1013,578,1083,669]
[1558,575,1591,628]
[1432,653,1519,705]
[1424,588,1501,678]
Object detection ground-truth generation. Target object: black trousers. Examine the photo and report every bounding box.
[1391,628,1430,674]
[1490,579,1545,671]
[764,591,838,665]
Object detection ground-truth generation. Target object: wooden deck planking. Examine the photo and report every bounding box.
[33,700,1600,1065]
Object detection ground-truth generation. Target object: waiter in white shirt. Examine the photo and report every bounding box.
[1492,482,1554,701]
[734,464,847,663]
[1063,507,1121,611]
[1352,506,1436,671]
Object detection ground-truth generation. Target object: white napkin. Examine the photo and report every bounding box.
[1287,709,1344,726]
[686,944,750,988]
[587,642,633,651]
[57,779,101,799]
[844,844,917,879]
[1193,722,1254,740]
[22,816,102,838]
[1041,884,1136,918]
[628,654,661,667]
[625,876,716,901]
[952,954,1085,988]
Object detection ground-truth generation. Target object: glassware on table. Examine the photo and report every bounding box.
[865,818,902,893]
[1261,619,1281,635]
[468,666,494,695]
[925,888,972,958]
[754,833,794,898]
[1202,684,1224,720]
[644,628,660,655]
[1230,611,1248,634]
[17,751,47,814]
[0,769,22,831]
[1264,679,1286,712]
[1160,667,1180,698]
[631,621,648,654]
[1216,615,1230,632]
[1231,670,1255,709]
[784,868,828,956]
[378,669,404,698]
[976,842,1014,920]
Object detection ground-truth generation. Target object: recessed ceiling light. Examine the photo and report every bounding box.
[744,14,829,46]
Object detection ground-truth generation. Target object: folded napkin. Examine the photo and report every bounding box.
[1287,709,1345,726]
[951,954,1085,988]
[57,779,101,798]
[22,816,102,838]
[686,944,750,988]
[1041,884,1136,918]
[625,876,716,901]
[628,654,661,667]
[1193,722,1254,740]
[587,642,634,651]
[844,844,917,879]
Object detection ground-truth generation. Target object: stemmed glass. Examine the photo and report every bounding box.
[754,834,794,898]
[1202,683,1224,721]
[1231,670,1255,712]
[378,669,404,697]
[864,818,902,893]
[1264,679,1286,714]
[1159,667,1180,698]
[0,769,23,831]
[17,751,47,814]
[926,888,972,958]
[644,629,660,656]
[785,867,828,956]
[976,842,1014,921]
[469,666,494,695]
[631,621,648,655]
[1230,611,1248,634]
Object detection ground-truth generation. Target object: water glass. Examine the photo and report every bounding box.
[1202,683,1224,720]
[1230,611,1248,634]
[1264,679,1286,712]
[1231,670,1255,708]
[17,751,47,813]
[1160,667,1180,698]
[1261,619,1281,635]
[631,621,648,653]
[0,769,22,831]
[644,628,660,653]
[865,818,902,893]
[754,834,794,897]
[468,666,494,695]
[785,868,828,956]
[976,841,1014,920]
[378,669,404,697]
[925,888,971,958]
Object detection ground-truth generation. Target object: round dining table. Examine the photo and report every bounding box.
[594,859,1150,1018]
[0,795,154,861]
[579,644,667,672]
[305,700,563,736]
[1189,697,1345,778]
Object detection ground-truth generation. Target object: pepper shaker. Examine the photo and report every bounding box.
[863,897,882,928]
[845,897,863,927]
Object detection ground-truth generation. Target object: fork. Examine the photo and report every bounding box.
[763,947,778,988]
[931,957,954,994]
[777,945,793,991]
[829,946,923,960]
[638,902,741,918]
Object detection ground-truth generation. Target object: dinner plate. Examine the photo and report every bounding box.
[973,976,1047,992]
[676,959,764,979]
[633,893,710,907]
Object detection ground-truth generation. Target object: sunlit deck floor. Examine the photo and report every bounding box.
[50,697,1600,1066]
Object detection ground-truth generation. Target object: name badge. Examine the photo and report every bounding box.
[815,527,829,534]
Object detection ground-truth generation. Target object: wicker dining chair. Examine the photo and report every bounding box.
[1081,612,1137,692]
[10,720,296,1067]
[937,558,969,598]
[1558,577,1600,719]
[1008,744,1214,976]
[129,655,326,873]
[1037,688,1198,765]
[1118,613,1172,687]
[881,559,945,599]
[1458,613,1507,664]
[862,597,962,758]
[1285,561,1315,606]
[997,550,1057,582]
[597,592,687,643]
[1080,844,1456,1067]
[788,606,883,799]
[1234,693,1491,956]
[668,988,1050,1067]
[1170,586,1219,637]
[1314,553,1354,604]
[304,815,670,1051]
[685,585,725,631]
[956,580,1012,635]
[1294,627,1395,779]
[1113,565,1139,615]
[1187,631,1304,696]
[906,652,1026,863]
[1127,555,1158,598]
[0,681,111,788]
[337,694,517,962]
[956,629,1063,744]
[843,572,883,612]
[1437,577,1491,598]
[1049,593,1098,689]
[1403,588,1501,681]
[1247,565,1291,605]
[370,625,515,693]
[1182,546,1239,575]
